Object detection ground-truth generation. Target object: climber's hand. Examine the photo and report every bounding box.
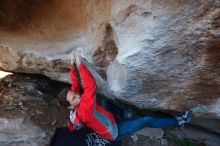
[75,51,82,66]
[70,50,75,65]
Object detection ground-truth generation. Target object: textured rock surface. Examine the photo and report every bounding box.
[135,127,164,139]
[0,74,69,146]
[165,125,220,146]
[0,0,220,118]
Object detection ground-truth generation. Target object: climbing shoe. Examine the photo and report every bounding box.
[176,110,192,126]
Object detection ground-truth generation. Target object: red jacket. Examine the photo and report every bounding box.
[68,64,118,140]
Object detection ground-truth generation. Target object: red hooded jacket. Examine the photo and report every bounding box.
[68,64,118,140]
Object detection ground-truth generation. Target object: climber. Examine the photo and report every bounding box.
[64,50,192,141]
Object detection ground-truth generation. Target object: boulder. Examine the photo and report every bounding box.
[0,0,219,118]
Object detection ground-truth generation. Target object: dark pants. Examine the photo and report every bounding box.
[99,99,178,140]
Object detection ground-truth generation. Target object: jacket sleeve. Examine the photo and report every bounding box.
[77,64,97,121]
[68,110,83,132]
[70,65,81,94]
[78,64,97,96]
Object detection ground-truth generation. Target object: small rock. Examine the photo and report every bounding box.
[22,107,29,111]
[52,121,57,125]
[5,78,12,83]
[26,77,31,80]
[37,90,43,95]
[8,83,12,87]
[35,110,42,115]
[130,134,138,142]
[161,138,168,145]
[18,101,23,106]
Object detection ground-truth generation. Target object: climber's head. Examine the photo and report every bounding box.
[57,88,81,110]
[66,90,81,109]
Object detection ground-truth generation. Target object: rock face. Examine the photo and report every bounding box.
[0,0,220,118]
[0,73,69,146]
